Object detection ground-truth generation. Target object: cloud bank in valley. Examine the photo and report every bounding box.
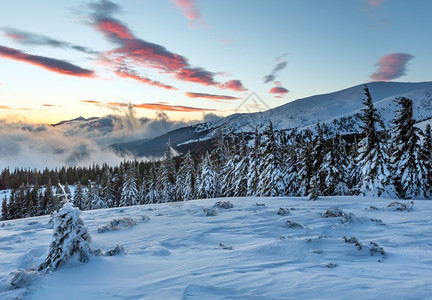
[0,104,220,169]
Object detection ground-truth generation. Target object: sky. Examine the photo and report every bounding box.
[0,0,431,124]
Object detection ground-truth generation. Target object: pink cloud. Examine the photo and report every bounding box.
[172,0,206,28]
[115,68,177,90]
[370,53,414,82]
[367,0,386,7]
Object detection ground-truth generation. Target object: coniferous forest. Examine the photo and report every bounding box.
[2,86,432,221]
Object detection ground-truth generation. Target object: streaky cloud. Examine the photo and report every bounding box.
[0,45,95,77]
[115,68,177,90]
[2,27,98,55]
[185,92,240,101]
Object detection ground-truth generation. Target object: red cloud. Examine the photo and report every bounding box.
[104,101,216,112]
[219,80,247,92]
[0,105,10,109]
[89,1,245,90]
[185,92,240,101]
[80,100,102,104]
[175,67,217,85]
[270,86,289,96]
[115,69,177,90]
[0,45,95,77]
[370,53,414,82]
[172,0,206,28]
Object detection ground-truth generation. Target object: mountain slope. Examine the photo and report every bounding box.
[112,81,432,157]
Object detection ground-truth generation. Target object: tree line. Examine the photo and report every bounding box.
[2,85,432,221]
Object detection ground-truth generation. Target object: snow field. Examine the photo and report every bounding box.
[1,196,432,299]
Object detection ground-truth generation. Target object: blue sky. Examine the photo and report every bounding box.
[0,0,430,123]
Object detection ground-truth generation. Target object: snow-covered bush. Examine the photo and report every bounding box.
[202,207,218,216]
[322,207,354,222]
[278,208,290,215]
[369,242,386,258]
[97,217,137,233]
[343,236,362,250]
[93,244,126,256]
[386,201,414,212]
[141,214,151,222]
[10,268,39,288]
[39,202,92,272]
[219,243,233,250]
[285,220,304,229]
[213,201,234,209]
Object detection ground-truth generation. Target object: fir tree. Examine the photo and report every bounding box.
[73,182,85,210]
[298,130,314,196]
[321,133,349,195]
[257,121,286,196]
[120,164,138,206]
[357,85,395,197]
[158,142,177,202]
[232,133,250,197]
[247,127,261,196]
[197,151,217,199]
[309,123,326,196]
[39,200,92,271]
[177,151,196,201]
[1,197,8,220]
[390,97,429,198]
[100,168,115,208]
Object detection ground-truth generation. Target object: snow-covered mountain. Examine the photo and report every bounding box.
[112,81,432,157]
[1,196,431,299]
[203,81,432,135]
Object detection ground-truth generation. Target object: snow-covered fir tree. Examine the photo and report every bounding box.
[247,127,261,196]
[73,182,85,210]
[197,151,217,199]
[211,130,230,197]
[177,151,196,201]
[357,85,395,197]
[39,198,92,271]
[297,130,314,196]
[390,97,429,199]
[309,123,326,197]
[100,167,115,208]
[321,133,349,195]
[158,141,177,202]
[120,164,138,206]
[232,133,250,197]
[257,121,286,196]
[145,162,159,204]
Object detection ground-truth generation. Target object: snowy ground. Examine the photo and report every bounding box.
[1,196,432,299]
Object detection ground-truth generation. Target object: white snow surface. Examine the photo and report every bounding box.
[1,196,432,299]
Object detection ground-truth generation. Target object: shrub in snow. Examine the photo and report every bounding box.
[369,242,386,258]
[278,208,290,215]
[386,201,414,212]
[39,202,92,272]
[322,206,354,222]
[256,203,266,207]
[10,268,39,288]
[93,244,126,257]
[97,217,137,233]
[365,206,380,211]
[343,236,362,250]
[213,201,234,209]
[326,263,338,269]
[285,220,304,229]
[141,214,151,221]
[219,242,233,250]
[202,207,218,216]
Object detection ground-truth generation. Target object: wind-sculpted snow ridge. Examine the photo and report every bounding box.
[1,196,432,299]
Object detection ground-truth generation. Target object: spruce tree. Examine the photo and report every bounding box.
[390,97,429,198]
[197,151,217,199]
[257,121,286,196]
[309,123,326,196]
[158,142,177,202]
[357,85,395,197]
[120,164,138,206]
[247,127,261,196]
[298,130,314,196]
[73,182,85,210]
[39,199,92,271]
[177,151,196,201]
[232,133,250,197]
